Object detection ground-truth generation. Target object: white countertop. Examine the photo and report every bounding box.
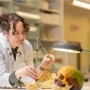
[0,87,89,90]
[0,82,89,90]
[81,81,90,90]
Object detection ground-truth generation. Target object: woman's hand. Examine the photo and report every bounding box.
[39,54,55,69]
[15,66,37,80]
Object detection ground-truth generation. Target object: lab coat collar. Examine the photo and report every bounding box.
[2,33,23,55]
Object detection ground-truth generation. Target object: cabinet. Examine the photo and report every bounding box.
[0,0,64,71]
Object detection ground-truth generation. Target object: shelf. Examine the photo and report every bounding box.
[13,1,59,27]
[13,2,59,14]
[26,38,59,43]
[13,2,37,9]
[13,2,58,14]
[40,8,58,14]
[26,37,37,41]
[16,11,41,20]
[41,22,59,27]
[26,37,39,40]
[0,0,11,3]
[40,39,59,43]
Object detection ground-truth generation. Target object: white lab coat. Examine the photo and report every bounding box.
[0,32,34,88]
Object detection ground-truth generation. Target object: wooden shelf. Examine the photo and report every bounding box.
[0,0,11,3]
[41,22,59,27]
[26,38,59,43]
[40,39,59,43]
[40,8,59,14]
[13,2,36,9]
[16,11,40,20]
[13,2,59,27]
[13,2,59,14]
[26,37,37,41]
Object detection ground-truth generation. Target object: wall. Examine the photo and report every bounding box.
[64,1,90,72]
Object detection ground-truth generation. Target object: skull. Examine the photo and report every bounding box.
[53,65,84,90]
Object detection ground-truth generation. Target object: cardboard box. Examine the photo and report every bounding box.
[39,1,49,10]
[40,12,59,26]
[25,0,49,10]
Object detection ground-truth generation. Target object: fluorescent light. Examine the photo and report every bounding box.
[53,48,80,53]
[16,11,41,20]
[72,0,90,10]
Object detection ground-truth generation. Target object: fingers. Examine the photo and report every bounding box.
[45,54,55,61]
[40,54,55,68]
[26,66,37,80]
[15,66,37,80]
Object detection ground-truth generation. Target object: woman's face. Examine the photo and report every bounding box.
[5,21,27,48]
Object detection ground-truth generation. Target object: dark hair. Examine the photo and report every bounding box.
[0,13,30,33]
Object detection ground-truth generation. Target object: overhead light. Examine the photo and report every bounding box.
[53,42,90,53]
[72,0,90,10]
[16,11,41,20]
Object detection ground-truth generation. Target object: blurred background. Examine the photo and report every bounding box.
[1,0,90,79]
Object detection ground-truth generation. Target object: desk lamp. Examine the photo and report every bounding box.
[53,42,90,53]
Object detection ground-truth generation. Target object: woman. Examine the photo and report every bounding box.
[0,13,54,88]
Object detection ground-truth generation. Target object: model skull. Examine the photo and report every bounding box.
[53,65,84,90]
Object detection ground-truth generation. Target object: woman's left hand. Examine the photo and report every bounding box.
[39,54,55,69]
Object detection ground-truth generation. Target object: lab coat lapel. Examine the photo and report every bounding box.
[13,45,26,71]
[13,47,22,71]
[16,46,22,62]
[3,35,14,72]
[7,47,14,72]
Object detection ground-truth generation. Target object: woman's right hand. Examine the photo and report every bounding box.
[15,66,37,80]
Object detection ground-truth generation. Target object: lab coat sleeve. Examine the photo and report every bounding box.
[0,51,12,88]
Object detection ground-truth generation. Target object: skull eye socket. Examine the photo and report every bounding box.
[59,74,64,80]
[55,79,58,82]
